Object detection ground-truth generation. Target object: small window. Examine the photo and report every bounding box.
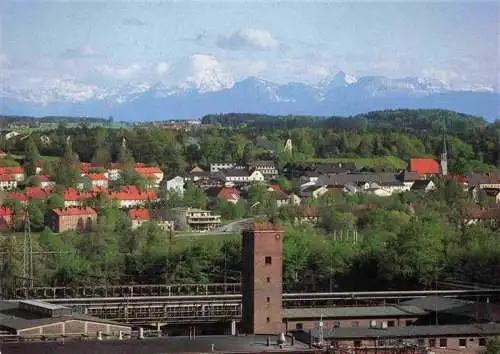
[388,320,395,327]
[405,320,413,326]
[295,323,303,330]
[417,339,425,346]
[333,321,341,328]
[266,317,270,323]
[378,340,386,347]
[351,321,359,328]
[354,340,362,347]
[479,338,487,346]
[265,256,272,264]
[266,277,270,283]
[459,339,466,347]
[429,339,436,348]
[266,297,270,303]
[439,338,447,348]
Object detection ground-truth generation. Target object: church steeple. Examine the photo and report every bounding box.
[440,122,448,176]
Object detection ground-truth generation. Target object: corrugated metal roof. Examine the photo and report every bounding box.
[308,323,500,340]
[283,306,427,319]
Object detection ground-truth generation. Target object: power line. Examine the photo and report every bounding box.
[22,209,33,288]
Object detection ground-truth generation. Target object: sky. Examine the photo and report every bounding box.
[0,0,498,96]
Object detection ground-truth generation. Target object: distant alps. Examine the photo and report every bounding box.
[1,71,498,121]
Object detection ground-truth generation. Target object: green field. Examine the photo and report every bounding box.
[305,156,408,170]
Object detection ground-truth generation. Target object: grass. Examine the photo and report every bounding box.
[305,156,407,170]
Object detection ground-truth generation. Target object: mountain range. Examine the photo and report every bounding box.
[1,71,499,121]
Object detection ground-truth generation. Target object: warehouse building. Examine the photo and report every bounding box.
[0,300,131,340]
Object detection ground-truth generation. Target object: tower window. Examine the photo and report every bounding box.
[266,277,270,283]
[265,256,272,264]
[266,317,270,323]
[266,297,270,303]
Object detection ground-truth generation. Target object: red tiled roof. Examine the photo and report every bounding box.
[134,167,163,176]
[128,208,150,220]
[24,187,50,199]
[6,192,28,202]
[409,158,440,175]
[0,167,23,175]
[85,173,108,181]
[0,174,16,182]
[0,207,13,216]
[63,188,95,201]
[218,188,240,201]
[108,185,157,201]
[191,167,204,172]
[80,162,105,173]
[38,175,52,182]
[52,207,97,216]
[268,184,281,192]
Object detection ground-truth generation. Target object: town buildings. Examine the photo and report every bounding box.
[46,207,97,232]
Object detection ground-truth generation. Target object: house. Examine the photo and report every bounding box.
[283,305,428,332]
[247,160,278,179]
[411,179,437,192]
[269,190,289,207]
[0,166,24,181]
[461,207,500,227]
[46,207,97,233]
[0,207,15,231]
[148,208,175,232]
[299,323,500,353]
[408,158,441,176]
[0,175,18,190]
[217,168,264,184]
[127,208,150,229]
[134,166,164,188]
[83,173,109,189]
[186,167,210,182]
[206,187,241,205]
[300,185,328,199]
[108,185,158,208]
[38,175,56,189]
[210,162,246,173]
[288,193,301,206]
[63,188,95,207]
[166,207,221,232]
[295,206,319,224]
[164,176,185,196]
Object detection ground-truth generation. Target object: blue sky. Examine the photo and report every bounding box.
[1,0,498,94]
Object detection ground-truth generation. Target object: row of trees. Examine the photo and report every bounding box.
[2,109,499,178]
[1,178,498,292]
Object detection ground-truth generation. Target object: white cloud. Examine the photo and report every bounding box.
[216,29,279,51]
[97,63,143,79]
[61,45,101,59]
[156,62,170,75]
[165,54,234,92]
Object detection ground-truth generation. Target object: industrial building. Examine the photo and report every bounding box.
[0,299,131,339]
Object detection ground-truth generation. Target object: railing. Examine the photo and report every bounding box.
[14,283,241,299]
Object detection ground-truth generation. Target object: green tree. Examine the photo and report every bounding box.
[23,137,40,177]
[482,337,500,354]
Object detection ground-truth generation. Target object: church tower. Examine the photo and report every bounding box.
[241,221,284,335]
[440,132,448,176]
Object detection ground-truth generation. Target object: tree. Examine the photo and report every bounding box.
[91,128,111,165]
[482,337,500,354]
[23,137,40,177]
[183,182,207,209]
[47,194,65,210]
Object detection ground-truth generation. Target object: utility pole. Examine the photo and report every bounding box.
[22,209,33,288]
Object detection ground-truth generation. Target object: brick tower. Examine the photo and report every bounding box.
[241,221,284,335]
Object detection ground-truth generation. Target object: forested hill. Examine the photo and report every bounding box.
[202,109,488,133]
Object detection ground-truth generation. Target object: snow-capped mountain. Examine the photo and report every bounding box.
[2,71,499,121]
